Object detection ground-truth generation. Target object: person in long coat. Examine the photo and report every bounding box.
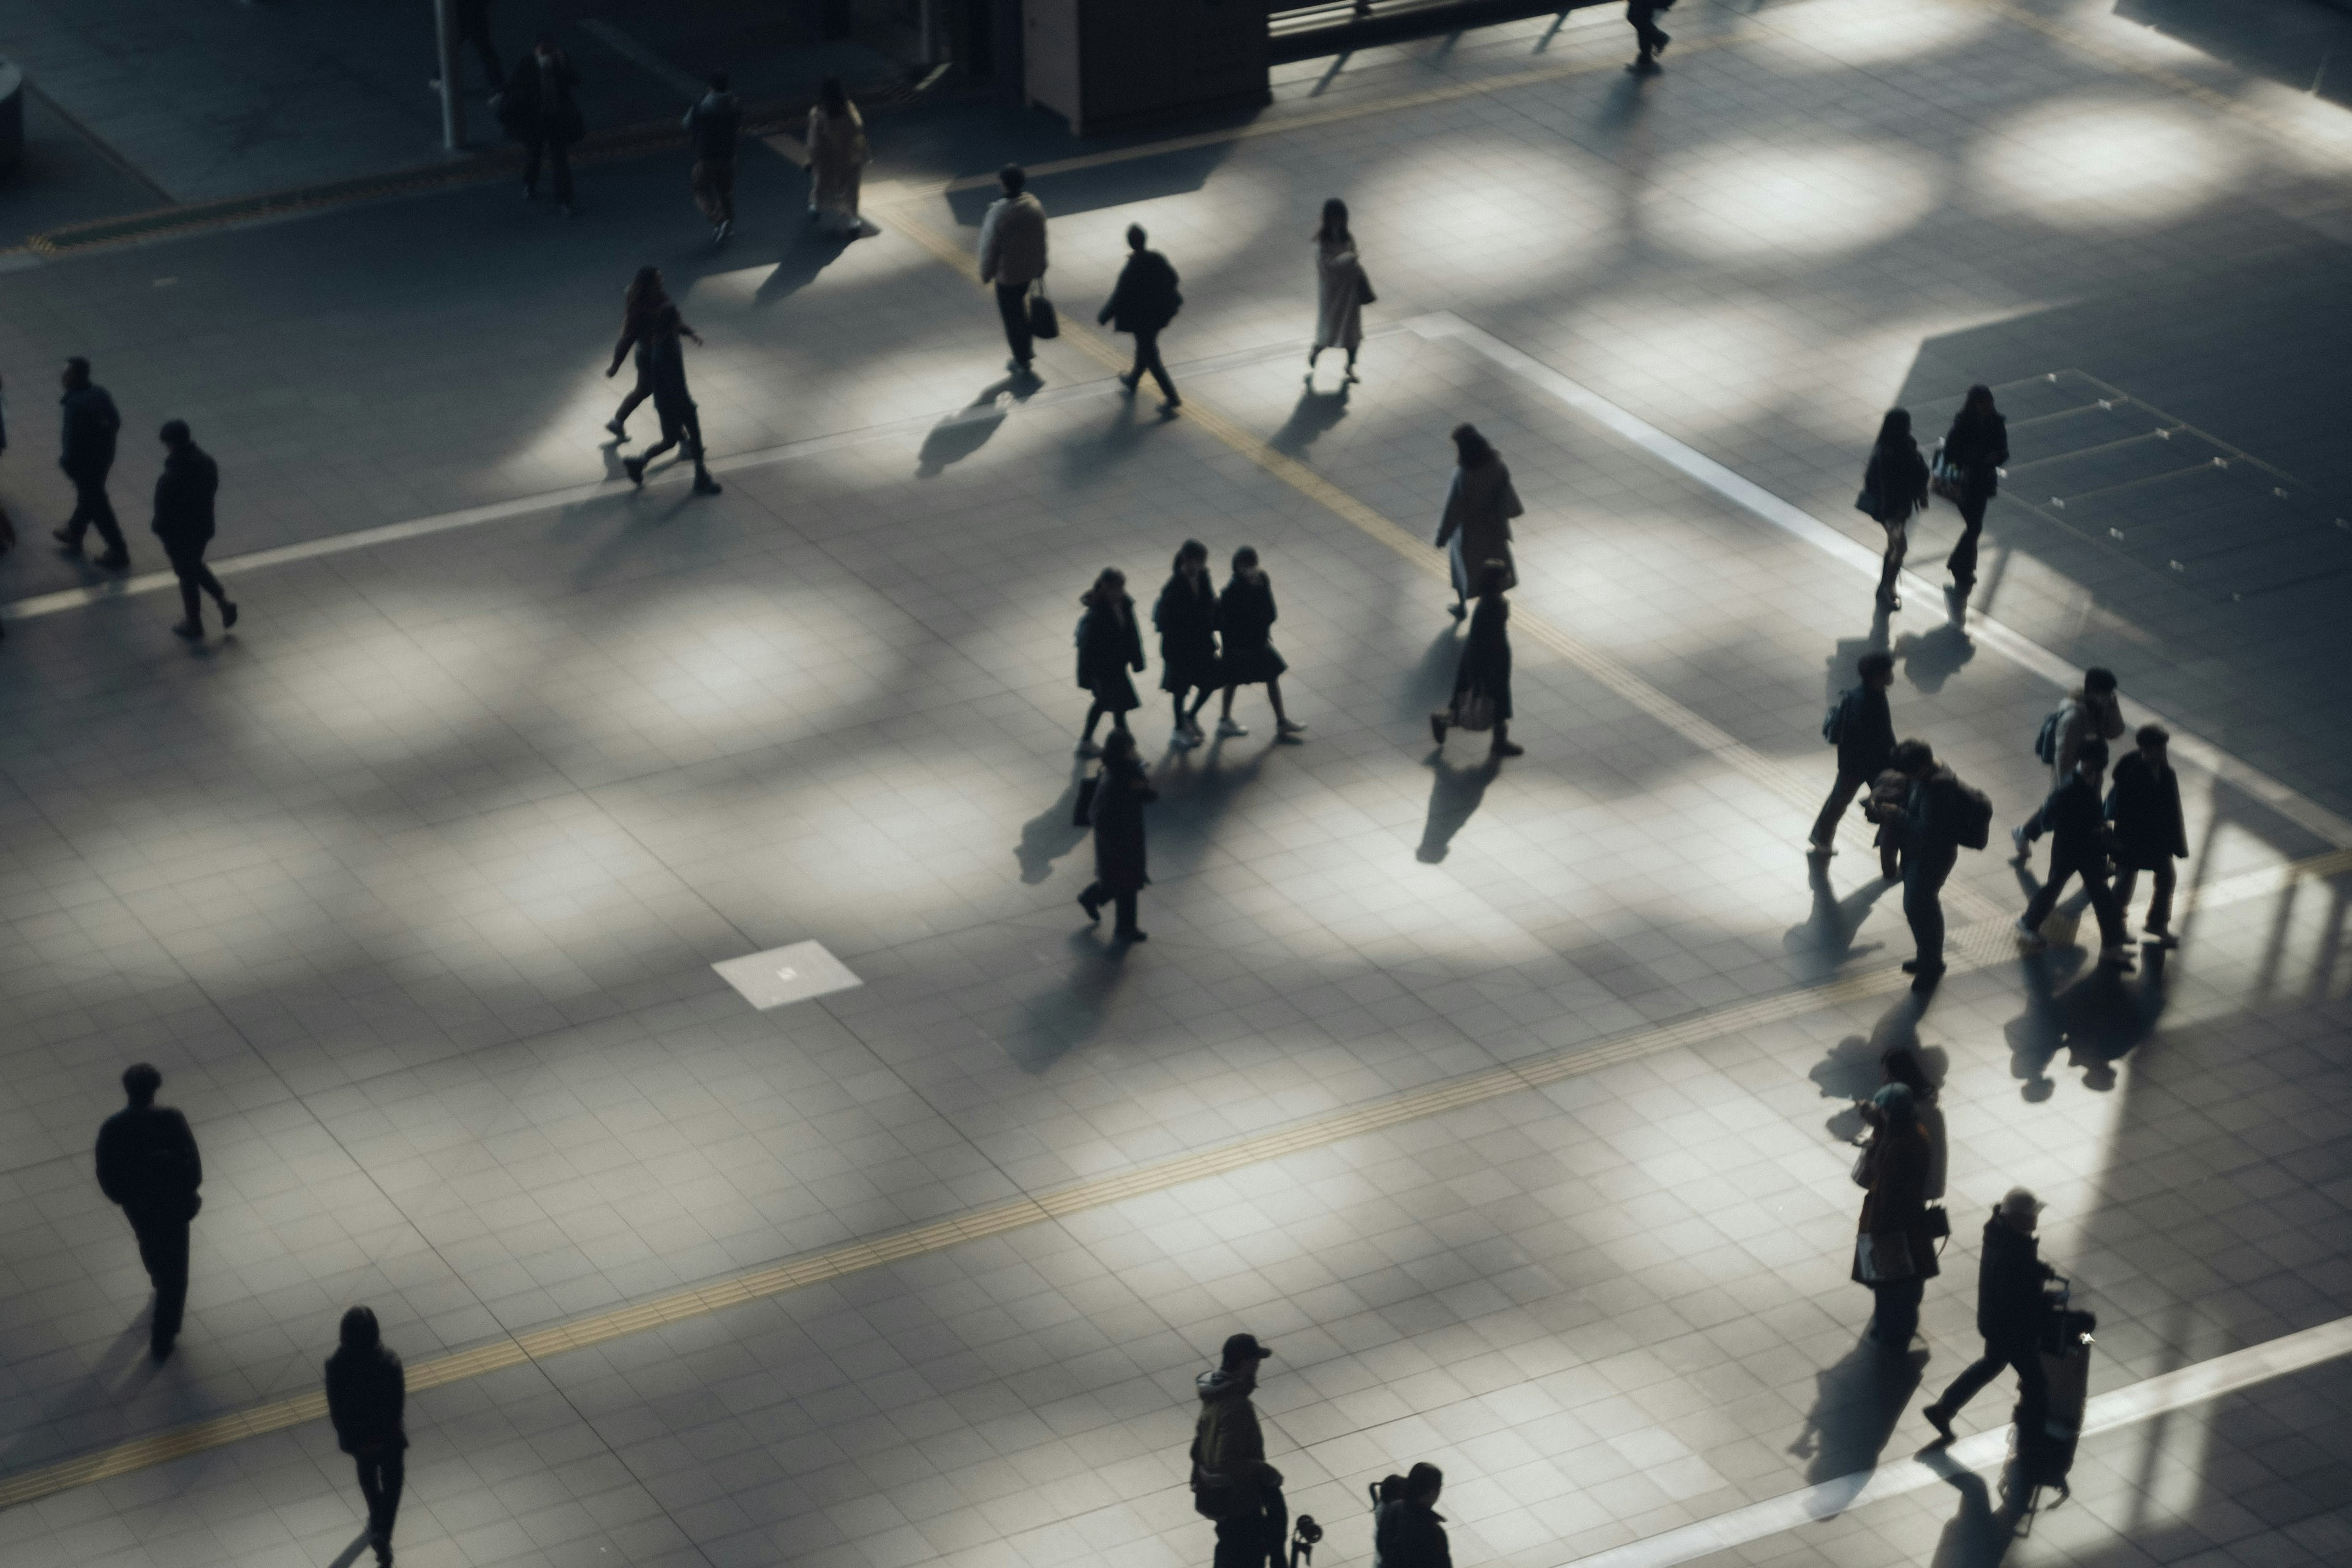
[1852,1080,1939,1350]
[620,305,721,496]
[1077,567,1146,756]
[325,1306,409,1568]
[1308,198,1370,384]
[805,75,869,231]
[1077,728,1156,940]
[1938,384,2008,592]
[1860,408,1930,609]
[1433,423,1523,620]
[151,420,236,639]
[603,266,687,440]
[1098,224,1183,410]
[1429,564,1521,760]
[1155,540,1219,748]
[499,35,586,213]
[2106,723,2188,945]
[1210,546,1305,741]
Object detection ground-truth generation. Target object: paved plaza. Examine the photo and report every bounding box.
[4,2,2352,1566]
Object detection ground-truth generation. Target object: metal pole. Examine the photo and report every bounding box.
[432,0,466,151]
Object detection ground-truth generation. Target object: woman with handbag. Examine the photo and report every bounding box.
[1936,385,2008,594]
[1308,198,1371,386]
[1430,564,1522,760]
[1155,540,1220,748]
[1852,1080,1939,1350]
[1076,567,1146,758]
[805,75,870,232]
[1077,728,1156,941]
[1858,410,1929,611]
[1433,424,1523,622]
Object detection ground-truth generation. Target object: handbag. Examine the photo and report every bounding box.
[1848,1140,1874,1189]
[1856,1231,1915,1283]
[1072,774,1099,828]
[1028,284,1060,340]
[1452,691,1497,733]
[1358,266,1378,307]
[1853,488,1882,521]
[1923,1202,1951,1245]
[1928,440,1962,501]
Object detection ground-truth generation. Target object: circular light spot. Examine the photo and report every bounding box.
[1971,100,2239,230]
[1643,140,1939,261]
[1351,140,1617,292]
[1757,0,1993,66]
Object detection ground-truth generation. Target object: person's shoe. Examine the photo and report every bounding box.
[1654,29,1672,55]
[95,551,130,571]
[221,601,239,630]
[1007,358,1027,374]
[171,619,203,640]
[623,457,646,487]
[1806,840,1836,858]
[1900,958,1945,976]
[1627,56,1662,75]
[52,529,82,554]
[1078,888,1102,924]
[1344,368,1360,384]
[1877,591,1902,611]
[606,418,628,440]
[1076,740,1102,758]
[1430,713,1449,745]
[1114,928,1147,943]
[1216,717,1248,737]
[2009,824,2032,864]
[1921,1403,1955,1444]
[1117,372,1139,393]
[692,475,723,496]
[1490,738,1525,758]
[2144,926,2179,948]
[1449,601,1467,621]
[1276,720,1307,739]
[1160,396,1182,414]
[2099,943,2136,969]
[1169,726,1196,750]
[2014,918,2047,952]
[150,1336,173,1363]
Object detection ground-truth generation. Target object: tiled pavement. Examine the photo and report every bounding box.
[4,1,2352,1565]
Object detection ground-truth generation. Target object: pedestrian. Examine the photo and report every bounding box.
[1858,409,1929,610]
[684,72,742,244]
[1076,566,1145,757]
[1155,540,1220,748]
[1861,767,1909,882]
[2016,737,2133,967]
[1851,1080,1938,1351]
[431,0,504,96]
[499,34,584,214]
[604,266,685,441]
[2108,724,2187,948]
[2011,668,2124,861]
[52,356,128,570]
[1308,199,1370,385]
[1190,1333,1284,1568]
[1626,0,1673,73]
[1078,728,1156,941]
[1372,1463,1452,1568]
[1922,1188,2055,1446]
[151,421,236,639]
[805,75,870,232]
[620,305,721,495]
[94,1063,202,1360]
[1871,1047,1947,1208]
[1210,546,1306,741]
[1936,384,2008,593]
[325,1306,409,1568]
[1810,650,1897,855]
[1432,423,1521,621]
[1880,737,1973,987]
[0,367,16,579]
[1429,564,1522,759]
[978,164,1049,378]
[1098,224,1183,412]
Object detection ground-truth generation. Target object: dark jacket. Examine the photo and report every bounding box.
[1189,1367,1271,1513]
[151,444,220,551]
[2041,769,2110,870]
[1215,573,1287,684]
[1940,409,2008,500]
[96,1104,203,1219]
[1097,249,1182,334]
[1895,766,1967,861]
[1863,437,1929,524]
[1974,1216,2049,1345]
[1453,595,1512,722]
[1833,683,1896,777]
[325,1342,410,1455]
[1076,595,1145,692]
[1374,1499,1453,1568]
[684,89,742,162]
[2106,752,2187,869]
[61,383,121,478]
[1852,1117,1940,1283]
[1090,753,1155,894]
[1153,571,1218,693]
[646,333,695,420]
[499,51,584,144]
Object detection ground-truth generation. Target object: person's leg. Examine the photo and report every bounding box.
[1875,521,1906,602]
[1078,881,1104,921]
[1110,703,1130,735]
[1948,493,1986,584]
[692,160,717,224]
[683,410,718,491]
[614,360,652,427]
[1219,685,1238,722]
[1122,330,1149,390]
[2021,864,2073,933]
[1143,332,1177,401]
[2111,865,2139,925]
[1079,701,1105,746]
[1872,1279,1922,1346]
[2146,860,2177,935]
[715,159,735,224]
[1112,889,1140,938]
[136,1216,189,1351]
[522,138,545,195]
[1811,766,1867,849]
[356,1456,387,1541]
[1343,345,1359,380]
[89,482,128,563]
[377,1452,405,1550]
[2082,865,2128,950]
[1932,1344,2010,1416]
[995,284,1033,366]
[173,559,204,632]
[1265,679,1287,725]
[1904,852,1951,971]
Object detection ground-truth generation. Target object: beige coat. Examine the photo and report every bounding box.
[806,104,869,218]
[979,192,1049,287]
[1313,235,1367,352]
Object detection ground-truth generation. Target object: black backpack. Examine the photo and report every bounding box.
[2033,706,2066,766]
[1950,778,1994,850]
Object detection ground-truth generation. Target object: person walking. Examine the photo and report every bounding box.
[1429,564,1521,760]
[621,306,721,495]
[1937,385,2008,593]
[2108,724,2187,948]
[1874,1046,1946,1210]
[1078,728,1156,941]
[1851,1080,1938,1351]
[1190,1333,1283,1568]
[431,0,505,96]
[1,368,17,579]
[978,165,1049,377]
[805,75,870,232]
[1372,1463,1453,1568]
[1098,224,1183,412]
[1882,738,1968,987]
[1076,567,1145,757]
[2016,738,2133,967]
[684,72,742,244]
[1210,546,1305,741]
[499,35,584,214]
[53,356,128,570]
[1432,424,1521,621]
[1922,1188,2055,1446]
[2011,668,2124,862]
[1859,409,1929,610]
[1155,540,1220,748]
[1626,0,1673,73]
[151,421,236,639]
[94,1063,202,1360]
[325,1306,409,1568]
[1308,199,1371,385]
[604,267,685,441]
[1809,650,1897,855]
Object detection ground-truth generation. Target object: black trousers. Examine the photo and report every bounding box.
[64,471,127,557]
[614,350,653,428]
[1947,491,1989,584]
[168,544,228,624]
[1082,882,1139,936]
[643,405,710,481]
[1211,1491,1285,1568]
[1904,846,1956,969]
[2024,856,2127,948]
[355,1450,406,1542]
[129,1210,190,1350]
[1628,0,1668,54]
[1125,328,1176,399]
[523,137,573,204]
[1811,764,1870,848]
[1937,1335,2048,1436]
[692,157,736,225]
[995,282,1035,366]
[458,19,504,91]
[2114,861,2176,933]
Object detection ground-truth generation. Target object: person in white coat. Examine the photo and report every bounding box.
[1308,198,1371,384]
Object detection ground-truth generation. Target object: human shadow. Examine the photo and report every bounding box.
[1057,385,1162,486]
[1823,621,1890,709]
[2011,942,2169,1096]
[752,225,856,305]
[1896,620,1975,693]
[1785,855,1895,976]
[0,1319,156,1472]
[326,1529,377,1568]
[917,378,1033,476]
[1925,1460,2023,1568]
[1270,384,1351,458]
[1787,1341,1929,1485]
[1401,627,1463,720]
[1014,760,1091,884]
[1417,752,1500,863]
[1808,1033,1951,1144]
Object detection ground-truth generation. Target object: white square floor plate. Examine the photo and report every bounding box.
[711,940,862,1011]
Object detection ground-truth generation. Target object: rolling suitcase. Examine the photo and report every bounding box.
[2010,1275,2095,1523]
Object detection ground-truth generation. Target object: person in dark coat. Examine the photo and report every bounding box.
[151,420,237,639]
[684,72,742,243]
[499,35,584,213]
[1861,409,1929,610]
[1098,224,1183,410]
[2107,724,2187,946]
[94,1063,202,1360]
[604,267,687,440]
[1626,0,1673,74]
[1428,564,1521,760]
[1923,1187,2054,1444]
[435,0,505,94]
[621,306,720,495]
[1852,1080,1939,1349]
[1077,567,1146,756]
[1938,384,2008,592]
[326,1306,409,1567]
[53,356,129,569]
[1883,739,1965,987]
[1155,540,1220,748]
[1433,424,1522,621]
[1077,728,1156,940]
[1809,649,1896,854]
[1373,1463,1454,1568]
[2018,738,2132,965]
[1210,546,1305,741]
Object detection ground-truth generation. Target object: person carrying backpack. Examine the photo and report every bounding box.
[2016,739,2133,968]
[1881,738,1992,990]
[2012,668,2124,864]
[1192,1333,1285,1568]
[1809,649,1896,856]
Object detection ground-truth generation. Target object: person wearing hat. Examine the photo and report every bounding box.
[1922,1188,2054,1444]
[1191,1332,1284,1568]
